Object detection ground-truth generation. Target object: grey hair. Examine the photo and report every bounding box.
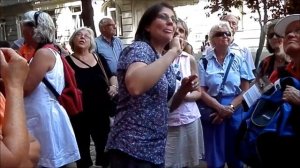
[99,18,113,31]
[220,14,240,23]
[33,11,56,44]
[208,21,232,47]
[69,27,96,52]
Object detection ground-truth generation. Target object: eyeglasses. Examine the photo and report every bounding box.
[213,31,231,38]
[75,32,91,39]
[177,27,185,34]
[267,32,281,39]
[105,23,116,27]
[22,21,35,27]
[157,13,177,23]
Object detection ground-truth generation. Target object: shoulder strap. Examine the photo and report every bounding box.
[93,53,110,86]
[70,54,92,68]
[41,44,61,99]
[217,53,235,98]
[201,57,208,71]
[42,78,60,98]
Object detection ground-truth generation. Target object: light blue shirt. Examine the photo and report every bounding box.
[95,35,123,74]
[230,40,256,70]
[206,40,256,71]
[199,49,255,97]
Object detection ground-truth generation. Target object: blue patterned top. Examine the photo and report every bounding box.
[106,41,176,165]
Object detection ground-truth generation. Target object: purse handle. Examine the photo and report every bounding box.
[216,53,235,99]
[93,53,110,86]
[70,53,110,86]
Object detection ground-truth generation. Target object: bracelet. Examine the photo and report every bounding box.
[111,85,118,89]
[229,104,235,110]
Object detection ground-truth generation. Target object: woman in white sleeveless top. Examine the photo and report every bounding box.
[23,11,80,167]
[165,18,205,168]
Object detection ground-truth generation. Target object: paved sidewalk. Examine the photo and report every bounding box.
[66,140,97,168]
[67,139,208,168]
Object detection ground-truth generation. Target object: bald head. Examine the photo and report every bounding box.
[99,18,114,29]
[98,18,116,38]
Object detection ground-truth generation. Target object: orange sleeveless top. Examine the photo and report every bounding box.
[19,44,35,61]
[0,92,5,129]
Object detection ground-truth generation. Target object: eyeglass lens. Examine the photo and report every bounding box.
[157,13,177,23]
[214,31,231,38]
[267,32,281,39]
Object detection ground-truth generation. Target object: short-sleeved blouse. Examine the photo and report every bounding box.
[106,41,176,165]
[199,49,255,97]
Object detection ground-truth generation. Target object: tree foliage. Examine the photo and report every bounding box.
[205,0,300,68]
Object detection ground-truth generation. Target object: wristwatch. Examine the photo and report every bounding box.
[229,104,235,110]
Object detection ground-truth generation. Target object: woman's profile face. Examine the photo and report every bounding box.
[267,28,284,50]
[73,29,92,50]
[176,22,187,40]
[146,7,176,46]
[283,21,300,58]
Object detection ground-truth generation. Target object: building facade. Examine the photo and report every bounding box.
[0,0,199,46]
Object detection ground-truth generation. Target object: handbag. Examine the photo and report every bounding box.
[71,53,118,117]
[42,44,83,116]
[197,54,235,122]
[236,77,300,167]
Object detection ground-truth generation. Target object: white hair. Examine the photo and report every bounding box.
[208,21,232,47]
[33,11,56,44]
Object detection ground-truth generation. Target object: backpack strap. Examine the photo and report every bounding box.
[200,57,208,71]
[42,78,60,98]
[217,53,235,99]
[41,44,62,99]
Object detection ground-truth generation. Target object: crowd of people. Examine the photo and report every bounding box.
[1,1,300,168]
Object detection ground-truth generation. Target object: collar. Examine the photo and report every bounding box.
[180,51,190,57]
[100,35,115,44]
[206,48,232,60]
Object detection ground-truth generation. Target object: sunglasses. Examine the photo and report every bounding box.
[23,21,35,27]
[267,32,281,39]
[157,13,177,23]
[34,11,42,27]
[213,31,232,38]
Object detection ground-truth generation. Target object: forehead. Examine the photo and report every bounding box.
[78,29,89,33]
[215,26,229,32]
[286,20,300,32]
[158,7,174,15]
[223,16,238,23]
[177,22,184,29]
[103,18,114,25]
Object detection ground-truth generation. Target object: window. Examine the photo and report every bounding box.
[103,1,123,36]
[0,22,6,41]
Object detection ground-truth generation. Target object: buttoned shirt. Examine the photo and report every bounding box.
[230,39,256,71]
[199,49,255,97]
[95,35,123,74]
